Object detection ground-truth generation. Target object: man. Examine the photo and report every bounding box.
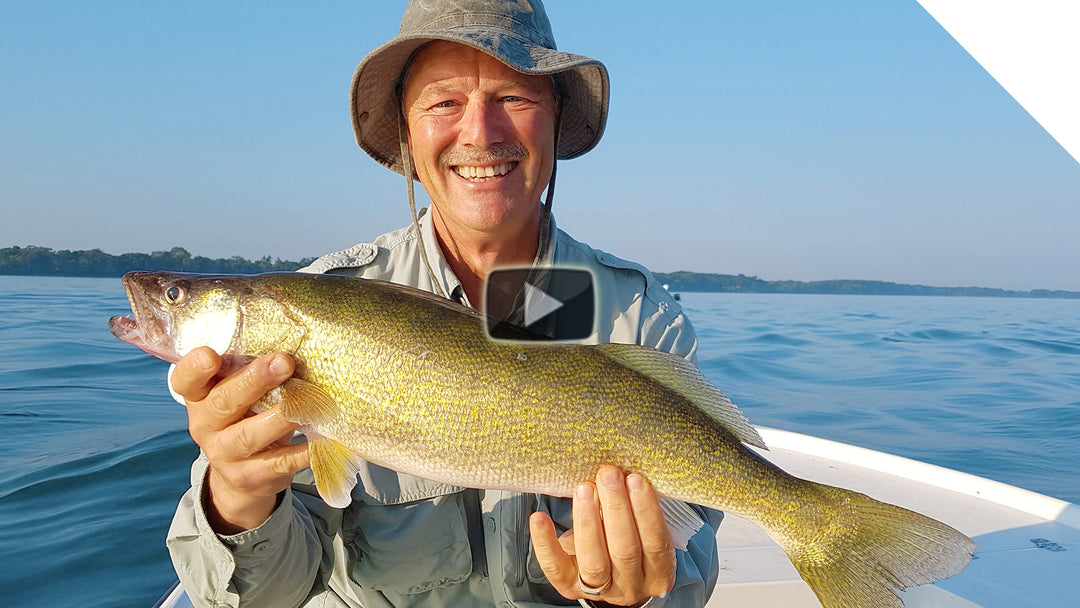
[166,2,721,607]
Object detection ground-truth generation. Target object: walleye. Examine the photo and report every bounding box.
[110,271,975,608]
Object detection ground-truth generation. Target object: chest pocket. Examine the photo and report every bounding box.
[341,463,473,595]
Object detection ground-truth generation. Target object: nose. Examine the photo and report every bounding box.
[458,96,506,149]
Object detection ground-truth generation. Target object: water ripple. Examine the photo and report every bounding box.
[682,292,1080,505]
[3,279,1080,608]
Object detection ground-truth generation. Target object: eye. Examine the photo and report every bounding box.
[164,283,188,305]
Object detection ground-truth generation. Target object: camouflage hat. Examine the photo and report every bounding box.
[350,0,610,176]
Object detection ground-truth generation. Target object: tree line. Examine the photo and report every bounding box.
[3,246,1076,298]
[0,246,314,277]
[653,271,1080,299]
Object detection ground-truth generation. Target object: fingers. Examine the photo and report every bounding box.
[529,512,579,591]
[531,467,678,606]
[627,474,678,596]
[572,466,648,606]
[213,432,311,489]
[205,439,311,534]
[173,350,305,534]
[212,407,299,461]
[594,467,644,589]
[170,347,222,403]
[189,353,301,474]
[574,475,616,591]
[187,353,295,441]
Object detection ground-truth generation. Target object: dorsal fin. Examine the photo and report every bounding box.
[363,278,484,317]
[595,343,766,449]
[362,278,551,341]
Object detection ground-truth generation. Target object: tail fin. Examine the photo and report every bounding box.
[784,485,976,608]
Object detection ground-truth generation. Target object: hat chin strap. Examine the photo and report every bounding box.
[397,111,559,303]
[535,126,557,267]
[399,113,448,299]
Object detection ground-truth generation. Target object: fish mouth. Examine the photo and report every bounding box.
[109,272,181,363]
[108,314,142,345]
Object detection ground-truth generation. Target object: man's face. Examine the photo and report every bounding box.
[402,41,558,241]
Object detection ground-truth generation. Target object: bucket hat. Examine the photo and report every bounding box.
[350,0,610,176]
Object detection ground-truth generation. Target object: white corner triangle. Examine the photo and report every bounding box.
[916,0,1080,164]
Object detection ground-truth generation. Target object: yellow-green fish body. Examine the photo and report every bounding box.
[110,271,975,608]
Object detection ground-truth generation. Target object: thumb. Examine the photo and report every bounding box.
[529,512,579,594]
[167,364,185,405]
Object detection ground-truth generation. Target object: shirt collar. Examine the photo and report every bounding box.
[417,207,558,307]
[417,207,467,305]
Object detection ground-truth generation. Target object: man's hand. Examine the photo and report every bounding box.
[530,466,677,607]
[171,347,311,534]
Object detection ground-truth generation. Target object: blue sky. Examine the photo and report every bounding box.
[2,1,1078,291]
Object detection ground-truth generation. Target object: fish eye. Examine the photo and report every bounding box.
[164,283,188,305]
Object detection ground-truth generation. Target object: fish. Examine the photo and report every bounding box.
[109,271,975,608]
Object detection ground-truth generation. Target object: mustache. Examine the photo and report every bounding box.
[440,141,528,167]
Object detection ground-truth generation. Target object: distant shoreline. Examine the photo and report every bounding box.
[2,245,1077,299]
[0,245,315,278]
[653,272,1080,299]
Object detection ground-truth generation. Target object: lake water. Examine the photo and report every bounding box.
[0,276,1077,608]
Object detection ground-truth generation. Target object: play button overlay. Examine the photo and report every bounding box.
[485,267,595,341]
[522,282,564,326]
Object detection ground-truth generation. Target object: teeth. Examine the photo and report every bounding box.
[454,162,513,181]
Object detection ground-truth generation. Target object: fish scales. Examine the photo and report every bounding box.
[110,271,977,608]
[272,273,745,499]
[348,313,752,501]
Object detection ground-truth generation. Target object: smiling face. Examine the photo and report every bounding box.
[401,41,558,246]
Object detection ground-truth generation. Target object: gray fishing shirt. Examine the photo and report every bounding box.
[166,210,722,608]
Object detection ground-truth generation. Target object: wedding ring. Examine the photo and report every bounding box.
[577,575,611,596]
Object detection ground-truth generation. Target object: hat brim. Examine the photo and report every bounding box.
[350,29,609,177]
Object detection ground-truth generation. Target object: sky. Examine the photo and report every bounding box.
[2,1,1078,291]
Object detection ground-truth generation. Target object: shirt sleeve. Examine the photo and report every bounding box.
[165,454,329,608]
[646,506,723,608]
[642,305,699,363]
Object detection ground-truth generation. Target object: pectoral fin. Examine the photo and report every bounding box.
[256,378,360,507]
[256,377,339,426]
[308,433,364,508]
